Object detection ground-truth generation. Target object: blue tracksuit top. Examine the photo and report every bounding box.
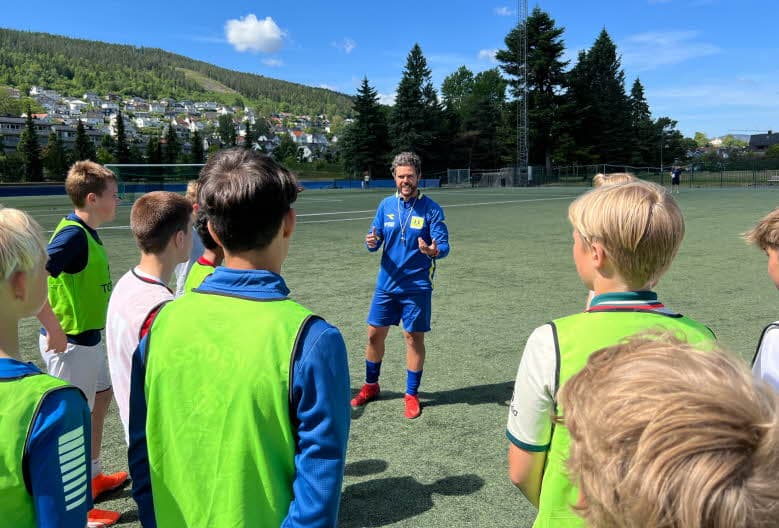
[366,191,450,293]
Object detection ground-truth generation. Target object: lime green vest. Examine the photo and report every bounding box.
[144,291,314,527]
[183,261,214,294]
[533,310,715,528]
[0,372,73,527]
[48,218,112,334]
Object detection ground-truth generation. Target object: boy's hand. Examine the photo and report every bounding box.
[46,328,68,354]
[365,227,379,249]
[418,238,439,257]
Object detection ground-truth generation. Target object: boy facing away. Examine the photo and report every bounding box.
[0,207,93,528]
[105,191,193,443]
[128,149,351,528]
[35,160,126,523]
[744,207,779,392]
[559,335,779,528]
[183,208,224,293]
[506,180,715,527]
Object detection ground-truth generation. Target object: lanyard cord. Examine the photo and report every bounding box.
[397,195,417,242]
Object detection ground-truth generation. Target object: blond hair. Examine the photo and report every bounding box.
[0,207,47,281]
[592,172,635,188]
[184,180,199,204]
[65,161,117,208]
[559,334,779,528]
[568,180,683,288]
[744,207,779,250]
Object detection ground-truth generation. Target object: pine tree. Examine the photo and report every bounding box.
[628,78,654,165]
[43,131,69,181]
[218,114,236,147]
[114,110,130,163]
[496,7,568,173]
[243,119,255,150]
[74,120,96,161]
[341,77,391,179]
[163,124,180,163]
[273,134,297,162]
[17,106,43,181]
[146,136,162,164]
[191,130,205,163]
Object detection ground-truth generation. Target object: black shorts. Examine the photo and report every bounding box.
[672,175,680,185]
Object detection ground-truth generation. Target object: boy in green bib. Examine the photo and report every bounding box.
[183,209,223,293]
[506,180,715,527]
[129,149,351,528]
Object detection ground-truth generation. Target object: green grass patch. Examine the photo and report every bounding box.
[9,186,777,527]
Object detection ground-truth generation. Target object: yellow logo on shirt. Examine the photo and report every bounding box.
[410,216,424,229]
[386,213,395,220]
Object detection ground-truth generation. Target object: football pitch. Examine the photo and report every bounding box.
[9,185,778,527]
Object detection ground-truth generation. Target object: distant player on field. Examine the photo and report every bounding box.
[0,207,93,527]
[128,148,351,527]
[352,151,450,419]
[36,160,125,525]
[183,209,224,293]
[670,164,683,194]
[106,191,193,443]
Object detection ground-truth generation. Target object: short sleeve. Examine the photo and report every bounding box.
[506,324,557,451]
[754,324,779,392]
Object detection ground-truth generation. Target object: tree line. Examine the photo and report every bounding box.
[340,7,695,178]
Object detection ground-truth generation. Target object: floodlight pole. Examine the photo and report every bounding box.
[516,0,529,185]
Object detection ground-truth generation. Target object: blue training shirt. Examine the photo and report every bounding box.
[0,358,92,527]
[128,267,351,528]
[41,212,104,346]
[367,191,450,293]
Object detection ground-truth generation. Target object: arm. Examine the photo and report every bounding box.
[427,205,450,259]
[283,319,351,528]
[506,324,556,507]
[36,300,67,353]
[365,203,384,252]
[128,335,157,528]
[26,387,93,528]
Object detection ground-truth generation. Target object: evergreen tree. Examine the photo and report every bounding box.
[254,117,270,139]
[273,134,297,162]
[146,135,162,164]
[191,129,204,163]
[43,131,69,181]
[243,119,255,149]
[114,110,130,163]
[163,124,180,163]
[218,114,236,147]
[460,69,508,169]
[628,78,655,165]
[496,7,568,173]
[17,106,43,181]
[74,120,96,161]
[390,44,440,167]
[341,77,391,179]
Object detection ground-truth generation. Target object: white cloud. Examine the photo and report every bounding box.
[225,14,286,53]
[341,38,357,54]
[378,92,396,106]
[262,58,284,67]
[494,6,515,16]
[620,30,719,71]
[478,49,498,63]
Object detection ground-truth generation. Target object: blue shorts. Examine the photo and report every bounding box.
[367,290,432,333]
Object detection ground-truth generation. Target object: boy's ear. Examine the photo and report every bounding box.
[8,270,27,301]
[207,220,224,249]
[282,208,296,239]
[590,241,607,270]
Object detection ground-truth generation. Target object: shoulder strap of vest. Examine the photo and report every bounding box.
[139,300,173,342]
[288,314,324,435]
[754,322,779,367]
[22,384,86,495]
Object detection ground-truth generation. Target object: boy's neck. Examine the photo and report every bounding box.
[201,249,222,267]
[224,249,282,275]
[591,276,638,297]
[0,315,20,361]
[74,209,102,230]
[137,253,177,285]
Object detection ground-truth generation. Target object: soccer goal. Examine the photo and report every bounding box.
[105,164,204,201]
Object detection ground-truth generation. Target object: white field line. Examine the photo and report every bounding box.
[44,195,577,233]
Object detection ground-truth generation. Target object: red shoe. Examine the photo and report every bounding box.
[92,471,129,500]
[404,394,421,419]
[87,508,121,527]
[351,383,380,407]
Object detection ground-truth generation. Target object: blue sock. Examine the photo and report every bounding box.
[406,369,423,396]
[365,360,382,384]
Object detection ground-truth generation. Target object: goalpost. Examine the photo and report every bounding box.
[104,163,205,201]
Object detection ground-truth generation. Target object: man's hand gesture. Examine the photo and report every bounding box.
[418,237,439,257]
[366,227,380,249]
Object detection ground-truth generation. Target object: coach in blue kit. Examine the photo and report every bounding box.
[351,151,450,419]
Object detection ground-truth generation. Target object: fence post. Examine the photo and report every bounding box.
[720,167,723,187]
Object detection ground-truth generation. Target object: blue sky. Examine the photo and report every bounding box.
[2,0,777,138]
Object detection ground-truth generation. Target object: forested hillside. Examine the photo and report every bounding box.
[0,28,353,116]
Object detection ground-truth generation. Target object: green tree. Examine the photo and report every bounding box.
[243,119,255,149]
[114,110,130,163]
[218,114,236,147]
[43,131,69,180]
[441,66,475,114]
[764,144,779,160]
[390,44,440,166]
[273,134,297,161]
[340,77,391,179]
[496,7,568,173]
[191,129,204,163]
[460,69,508,169]
[146,135,162,164]
[74,120,96,161]
[628,78,655,165]
[254,117,270,139]
[17,106,43,181]
[163,124,180,163]
[96,146,115,165]
[693,131,710,148]
[721,134,748,149]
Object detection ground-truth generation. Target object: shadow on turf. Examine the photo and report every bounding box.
[339,472,484,527]
[350,380,512,420]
